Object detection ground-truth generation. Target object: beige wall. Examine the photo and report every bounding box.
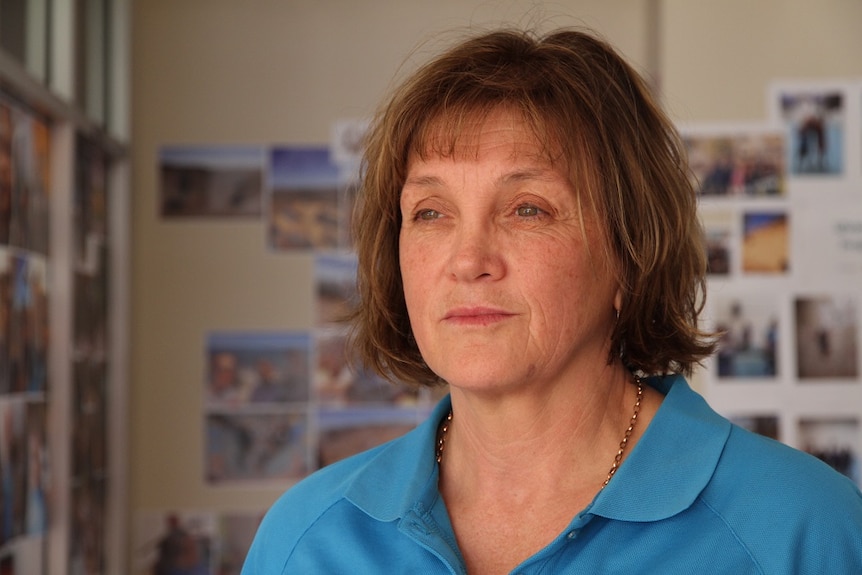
[129,0,862,568]
[661,0,862,121]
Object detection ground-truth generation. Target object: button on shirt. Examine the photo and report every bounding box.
[242,375,862,574]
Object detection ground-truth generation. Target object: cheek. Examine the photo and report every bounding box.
[399,243,418,292]
[533,247,612,316]
[399,243,430,315]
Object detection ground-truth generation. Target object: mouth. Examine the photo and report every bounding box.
[442,306,514,326]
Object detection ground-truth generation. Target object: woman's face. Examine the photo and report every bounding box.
[399,108,620,395]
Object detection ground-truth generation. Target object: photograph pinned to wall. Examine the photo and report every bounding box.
[0,98,52,255]
[205,409,309,484]
[791,198,862,282]
[0,396,49,572]
[798,417,860,484]
[681,124,786,197]
[768,82,851,178]
[729,413,781,442]
[1,251,49,395]
[204,331,311,408]
[742,210,789,274]
[0,94,51,255]
[22,254,48,394]
[25,115,50,256]
[24,400,48,537]
[135,509,265,575]
[216,512,266,575]
[267,146,344,251]
[700,208,735,276]
[315,252,357,327]
[3,104,51,255]
[160,145,265,218]
[0,397,26,545]
[135,510,217,575]
[794,294,859,380]
[314,327,421,408]
[330,118,369,173]
[316,405,425,468]
[710,292,781,380]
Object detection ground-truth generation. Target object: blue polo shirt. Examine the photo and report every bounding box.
[242,375,862,574]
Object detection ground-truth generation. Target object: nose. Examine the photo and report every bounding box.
[448,221,505,282]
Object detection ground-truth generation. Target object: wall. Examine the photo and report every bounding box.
[661,0,862,121]
[130,0,862,570]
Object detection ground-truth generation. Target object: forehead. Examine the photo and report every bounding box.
[410,106,562,166]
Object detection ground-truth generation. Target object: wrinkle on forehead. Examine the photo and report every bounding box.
[409,105,566,167]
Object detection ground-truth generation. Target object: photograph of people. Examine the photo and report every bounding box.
[683,130,785,197]
[243,27,862,573]
[779,91,844,176]
[713,295,779,379]
[795,294,859,379]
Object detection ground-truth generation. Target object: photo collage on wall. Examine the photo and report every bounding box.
[147,120,441,575]
[686,79,862,485]
[0,94,51,573]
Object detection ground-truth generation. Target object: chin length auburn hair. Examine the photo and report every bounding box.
[349,27,717,386]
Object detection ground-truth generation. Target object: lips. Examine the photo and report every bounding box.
[442,306,514,326]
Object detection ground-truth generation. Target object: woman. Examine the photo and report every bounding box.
[243,28,862,574]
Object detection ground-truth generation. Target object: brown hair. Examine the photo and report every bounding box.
[349,27,716,385]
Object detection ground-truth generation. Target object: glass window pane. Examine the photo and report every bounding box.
[1,0,28,62]
[75,0,107,123]
[0,0,48,82]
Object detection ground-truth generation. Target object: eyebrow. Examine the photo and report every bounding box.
[402,174,444,189]
[500,168,559,184]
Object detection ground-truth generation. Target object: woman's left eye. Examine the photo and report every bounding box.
[515,205,543,217]
[414,208,445,222]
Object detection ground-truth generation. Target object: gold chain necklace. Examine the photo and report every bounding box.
[435,378,644,489]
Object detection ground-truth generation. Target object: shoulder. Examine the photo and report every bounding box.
[714,423,861,507]
[240,443,392,575]
[704,423,862,570]
[240,404,446,575]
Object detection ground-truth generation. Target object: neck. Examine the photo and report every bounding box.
[438,366,645,495]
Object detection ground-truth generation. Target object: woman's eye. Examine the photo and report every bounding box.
[516,205,543,217]
[416,209,441,221]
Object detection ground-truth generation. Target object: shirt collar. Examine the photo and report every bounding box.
[344,395,450,522]
[344,374,730,524]
[590,374,731,521]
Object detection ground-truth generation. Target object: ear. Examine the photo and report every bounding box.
[614,288,623,315]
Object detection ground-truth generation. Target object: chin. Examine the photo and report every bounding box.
[437,367,525,394]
